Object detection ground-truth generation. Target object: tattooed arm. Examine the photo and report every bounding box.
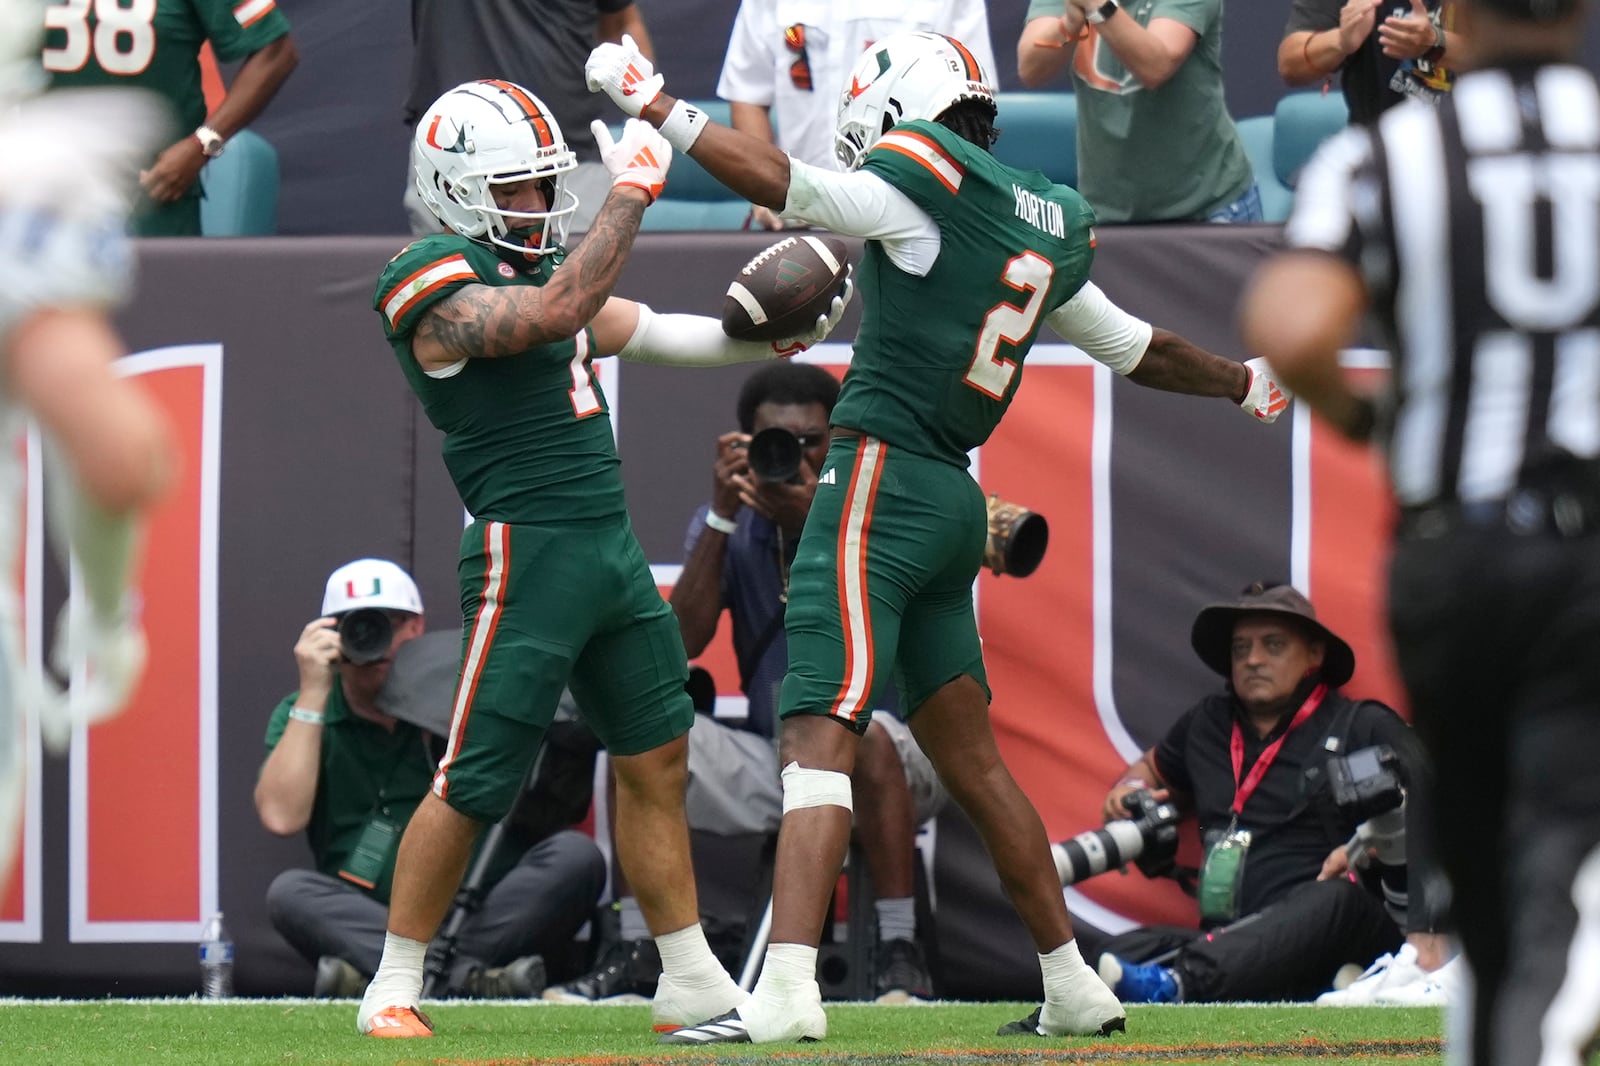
[410,188,649,373]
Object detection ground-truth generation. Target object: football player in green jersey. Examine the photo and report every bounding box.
[588,30,1289,1044]
[41,0,298,236]
[357,80,851,1040]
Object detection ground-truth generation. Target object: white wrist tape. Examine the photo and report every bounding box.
[289,706,325,725]
[781,761,854,814]
[619,302,772,366]
[659,99,709,154]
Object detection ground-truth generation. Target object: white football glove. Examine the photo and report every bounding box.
[591,118,672,202]
[1238,356,1291,424]
[585,33,664,119]
[771,269,854,358]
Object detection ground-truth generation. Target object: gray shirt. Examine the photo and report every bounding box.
[406,0,633,159]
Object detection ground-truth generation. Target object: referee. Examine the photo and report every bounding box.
[1239,2,1599,1063]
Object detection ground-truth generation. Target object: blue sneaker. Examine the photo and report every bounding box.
[1096,953,1180,1004]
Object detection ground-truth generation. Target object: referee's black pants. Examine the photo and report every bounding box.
[1390,526,1600,1066]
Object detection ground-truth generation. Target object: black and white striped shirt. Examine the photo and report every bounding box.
[1286,62,1600,507]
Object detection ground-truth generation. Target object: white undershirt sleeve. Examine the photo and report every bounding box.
[1041,281,1154,376]
[617,303,775,366]
[782,159,942,276]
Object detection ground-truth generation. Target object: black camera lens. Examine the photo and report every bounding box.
[338,608,394,665]
[746,426,804,483]
[1001,512,1050,578]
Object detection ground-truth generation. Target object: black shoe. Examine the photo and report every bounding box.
[997,1005,1127,1038]
[658,1009,754,1045]
[462,954,546,999]
[874,938,934,1002]
[312,955,366,999]
[543,938,661,1001]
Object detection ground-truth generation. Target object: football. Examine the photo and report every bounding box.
[721,234,851,342]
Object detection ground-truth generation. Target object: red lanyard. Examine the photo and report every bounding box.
[1229,683,1327,815]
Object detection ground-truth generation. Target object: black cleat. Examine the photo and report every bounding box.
[997,1006,1127,1038]
[659,1009,754,1045]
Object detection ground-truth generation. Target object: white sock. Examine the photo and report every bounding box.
[655,924,728,989]
[364,932,426,1009]
[875,897,916,943]
[1039,939,1091,1002]
[755,942,819,1001]
[619,896,650,941]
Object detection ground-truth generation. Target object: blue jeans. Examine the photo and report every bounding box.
[1206,183,1264,224]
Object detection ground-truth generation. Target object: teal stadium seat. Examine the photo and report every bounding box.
[636,99,752,231]
[1271,91,1349,190]
[1236,115,1294,224]
[199,128,279,236]
[991,92,1078,189]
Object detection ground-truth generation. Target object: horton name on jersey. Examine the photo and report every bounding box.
[1012,184,1066,239]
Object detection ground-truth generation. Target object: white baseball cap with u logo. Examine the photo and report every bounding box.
[321,558,423,617]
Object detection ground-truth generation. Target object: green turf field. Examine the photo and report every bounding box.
[0,1000,1444,1066]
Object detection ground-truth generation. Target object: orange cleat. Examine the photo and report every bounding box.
[362,1005,434,1038]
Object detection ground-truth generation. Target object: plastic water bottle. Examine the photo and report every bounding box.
[199,912,234,998]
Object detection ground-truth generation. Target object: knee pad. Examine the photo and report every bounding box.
[781,760,853,815]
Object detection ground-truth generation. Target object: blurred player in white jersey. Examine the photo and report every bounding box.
[0,0,177,893]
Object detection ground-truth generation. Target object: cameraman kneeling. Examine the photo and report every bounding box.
[1083,582,1441,1004]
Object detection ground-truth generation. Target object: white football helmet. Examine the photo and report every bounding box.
[412,80,579,256]
[834,31,995,172]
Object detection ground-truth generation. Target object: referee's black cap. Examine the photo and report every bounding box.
[1468,0,1583,21]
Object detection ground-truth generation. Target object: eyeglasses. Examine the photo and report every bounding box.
[785,24,812,91]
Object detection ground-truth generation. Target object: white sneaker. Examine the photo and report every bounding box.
[659,984,826,1044]
[1316,943,1423,1006]
[651,972,750,1031]
[1375,954,1465,1007]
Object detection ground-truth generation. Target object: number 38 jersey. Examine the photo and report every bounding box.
[831,119,1097,468]
[43,0,291,136]
[375,234,626,526]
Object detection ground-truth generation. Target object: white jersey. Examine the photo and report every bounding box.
[0,88,170,346]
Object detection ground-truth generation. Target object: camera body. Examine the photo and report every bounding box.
[1327,744,1407,868]
[338,607,394,665]
[1052,788,1183,887]
[1326,744,1404,821]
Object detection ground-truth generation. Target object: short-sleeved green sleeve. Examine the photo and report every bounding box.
[263,692,296,751]
[374,235,486,340]
[194,0,292,63]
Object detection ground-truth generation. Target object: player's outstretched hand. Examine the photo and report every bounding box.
[1238,356,1291,423]
[592,119,672,202]
[770,268,854,358]
[585,33,664,118]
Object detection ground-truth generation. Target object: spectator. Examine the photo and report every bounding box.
[587,29,1288,1044]
[1087,582,1456,1004]
[356,79,849,1039]
[1017,0,1259,224]
[41,0,298,237]
[716,2,996,229]
[0,33,176,886]
[1279,0,1455,127]
[255,558,607,999]
[670,360,948,1003]
[403,0,653,237]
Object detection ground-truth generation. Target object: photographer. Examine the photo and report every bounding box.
[666,360,950,1003]
[255,558,606,999]
[1079,582,1447,1004]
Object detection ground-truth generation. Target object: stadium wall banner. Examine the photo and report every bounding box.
[0,230,1404,998]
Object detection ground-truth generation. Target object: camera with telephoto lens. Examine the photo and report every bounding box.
[1051,788,1183,886]
[338,608,394,665]
[1327,744,1406,869]
[983,494,1050,578]
[745,426,804,484]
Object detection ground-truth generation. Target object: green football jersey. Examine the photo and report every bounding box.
[43,0,291,135]
[375,234,626,525]
[833,119,1097,467]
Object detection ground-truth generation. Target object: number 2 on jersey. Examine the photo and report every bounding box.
[43,0,156,77]
[965,252,1054,401]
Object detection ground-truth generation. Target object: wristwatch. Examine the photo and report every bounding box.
[1422,23,1447,64]
[194,125,226,158]
[1086,0,1119,24]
